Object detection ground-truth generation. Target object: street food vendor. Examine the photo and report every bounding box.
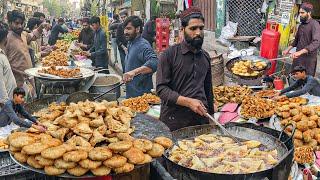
[156,7,214,131]
[0,87,46,132]
[274,66,320,99]
[282,2,320,76]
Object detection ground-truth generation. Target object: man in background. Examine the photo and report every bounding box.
[48,18,69,45]
[142,16,157,46]
[77,17,94,51]
[109,14,121,64]
[116,11,128,72]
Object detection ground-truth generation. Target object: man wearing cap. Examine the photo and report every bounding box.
[274,66,320,99]
[282,2,320,76]
[156,7,214,131]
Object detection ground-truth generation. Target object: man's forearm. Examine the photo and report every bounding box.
[298,48,308,55]
[132,66,153,75]
[176,96,191,108]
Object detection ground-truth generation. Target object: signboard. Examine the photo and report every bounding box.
[280,12,290,25]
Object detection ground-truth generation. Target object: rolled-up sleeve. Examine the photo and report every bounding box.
[156,51,180,105]
[142,45,158,72]
[305,22,320,53]
[3,103,32,128]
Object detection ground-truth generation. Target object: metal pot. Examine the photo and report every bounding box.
[89,74,122,99]
[163,123,294,180]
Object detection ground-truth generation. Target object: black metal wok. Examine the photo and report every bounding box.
[163,123,294,180]
[226,55,272,80]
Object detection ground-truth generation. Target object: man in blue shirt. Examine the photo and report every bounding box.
[0,87,46,131]
[86,16,109,74]
[122,16,158,98]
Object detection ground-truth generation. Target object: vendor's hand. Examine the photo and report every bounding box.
[290,51,303,59]
[33,125,46,132]
[273,95,286,101]
[187,98,207,116]
[123,47,128,54]
[282,49,290,56]
[123,71,136,83]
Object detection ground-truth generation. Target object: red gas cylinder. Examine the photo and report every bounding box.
[273,77,284,90]
[260,21,281,75]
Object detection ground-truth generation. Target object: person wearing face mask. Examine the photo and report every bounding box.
[282,2,320,77]
[121,16,158,98]
[5,10,47,88]
[76,18,94,51]
[156,7,214,131]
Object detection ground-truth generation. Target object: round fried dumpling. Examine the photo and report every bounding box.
[89,147,112,161]
[147,143,165,158]
[10,135,35,148]
[22,142,49,155]
[103,155,127,168]
[133,139,153,152]
[63,150,88,162]
[153,137,173,149]
[27,156,43,169]
[108,140,132,152]
[123,147,145,164]
[54,158,77,169]
[44,166,66,176]
[35,155,54,166]
[79,159,102,169]
[41,145,67,159]
[91,165,111,176]
[14,152,28,163]
[114,163,134,174]
[67,166,89,176]
[137,154,152,165]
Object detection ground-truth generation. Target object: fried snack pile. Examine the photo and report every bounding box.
[42,50,68,67]
[38,66,81,78]
[169,134,278,174]
[9,100,173,176]
[276,104,320,149]
[70,30,80,37]
[141,93,161,104]
[0,138,9,150]
[276,97,308,106]
[121,97,150,113]
[231,60,266,77]
[254,90,278,98]
[294,146,314,164]
[240,96,276,119]
[55,40,70,53]
[213,86,253,107]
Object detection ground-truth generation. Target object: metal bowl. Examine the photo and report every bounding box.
[89,74,122,99]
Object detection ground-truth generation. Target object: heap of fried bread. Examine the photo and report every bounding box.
[276,103,320,149]
[38,66,81,78]
[42,50,68,67]
[121,97,150,113]
[213,86,253,107]
[8,100,172,176]
[240,96,276,119]
[141,93,161,104]
[169,134,278,174]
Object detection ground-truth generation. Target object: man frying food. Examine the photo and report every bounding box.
[156,7,214,131]
[0,87,46,133]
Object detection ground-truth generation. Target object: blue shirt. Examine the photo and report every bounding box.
[280,75,320,98]
[125,35,158,98]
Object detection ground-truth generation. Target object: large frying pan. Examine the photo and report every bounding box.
[226,55,272,80]
[163,123,294,180]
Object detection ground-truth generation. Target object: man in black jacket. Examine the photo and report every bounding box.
[116,11,128,72]
[48,18,69,45]
[109,14,121,64]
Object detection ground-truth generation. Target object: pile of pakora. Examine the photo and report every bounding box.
[254,90,278,98]
[231,60,266,77]
[213,86,253,107]
[141,93,161,104]
[276,104,320,149]
[8,100,173,176]
[121,97,150,113]
[0,138,9,150]
[42,50,68,67]
[38,66,81,78]
[169,134,278,174]
[55,40,70,53]
[276,96,308,106]
[294,146,314,164]
[240,96,276,119]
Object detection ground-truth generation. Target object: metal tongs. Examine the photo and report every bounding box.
[205,113,242,145]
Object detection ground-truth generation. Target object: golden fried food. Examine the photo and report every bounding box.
[240,96,276,119]
[231,60,264,77]
[91,165,111,176]
[154,136,173,149]
[147,143,165,158]
[254,90,278,98]
[294,146,314,164]
[88,147,112,161]
[89,116,105,128]
[27,156,43,169]
[48,128,69,141]
[42,138,63,148]
[44,166,66,176]
[10,135,35,148]
[39,66,81,78]
[297,120,309,132]
[123,147,145,164]
[141,93,161,104]
[117,133,134,141]
[9,145,21,152]
[294,130,303,140]
[114,163,134,174]
[294,139,304,147]
[89,130,106,147]
[79,159,102,169]
[54,158,77,169]
[133,139,153,152]
[213,86,252,107]
[137,154,152,165]
[108,140,132,152]
[42,50,68,66]
[22,142,49,155]
[35,155,54,166]
[63,150,88,162]
[103,155,127,168]
[14,152,28,163]
[122,97,149,113]
[67,166,89,176]
[41,145,67,159]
